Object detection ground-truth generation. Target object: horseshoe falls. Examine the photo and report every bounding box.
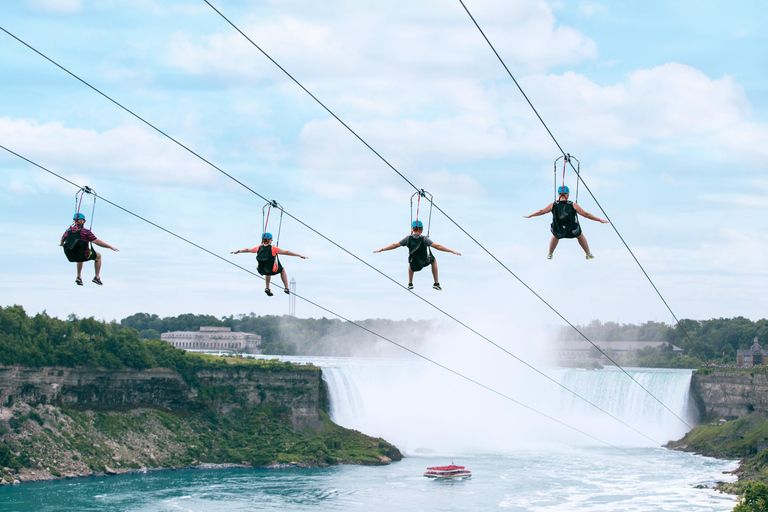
[319,358,697,454]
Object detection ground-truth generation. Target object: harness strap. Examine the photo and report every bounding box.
[263,205,271,233]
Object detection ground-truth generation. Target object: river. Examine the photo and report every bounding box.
[0,357,740,511]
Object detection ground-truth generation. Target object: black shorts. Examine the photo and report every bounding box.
[86,250,99,261]
[409,253,435,272]
[258,261,284,276]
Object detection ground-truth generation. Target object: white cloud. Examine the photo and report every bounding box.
[578,2,608,18]
[521,63,766,166]
[295,117,490,200]
[26,0,81,13]
[93,0,208,16]
[167,0,596,83]
[0,118,220,188]
[8,180,28,195]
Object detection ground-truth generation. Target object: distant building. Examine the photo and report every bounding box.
[737,338,765,367]
[161,327,261,354]
[556,340,682,364]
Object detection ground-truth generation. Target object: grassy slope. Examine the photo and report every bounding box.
[0,401,401,484]
[668,413,768,494]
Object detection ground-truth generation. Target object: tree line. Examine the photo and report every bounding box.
[0,305,243,374]
[120,312,436,357]
[4,305,766,368]
[560,317,768,367]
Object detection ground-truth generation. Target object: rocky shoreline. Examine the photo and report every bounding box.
[666,412,768,495]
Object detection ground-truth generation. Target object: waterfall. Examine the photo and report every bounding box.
[318,357,696,455]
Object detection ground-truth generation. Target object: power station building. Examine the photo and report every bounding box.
[161,326,261,353]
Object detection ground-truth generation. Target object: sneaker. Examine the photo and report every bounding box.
[407,283,414,290]
[92,276,103,285]
[586,253,594,260]
[433,283,442,291]
[75,276,83,286]
[547,254,553,260]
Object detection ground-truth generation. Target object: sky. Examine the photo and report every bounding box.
[1,0,766,333]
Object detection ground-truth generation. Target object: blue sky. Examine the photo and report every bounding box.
[1,0,766,332]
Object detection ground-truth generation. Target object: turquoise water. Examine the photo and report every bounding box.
[0,448,738,511]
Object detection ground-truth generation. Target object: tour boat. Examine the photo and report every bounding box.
[423,464,472,479]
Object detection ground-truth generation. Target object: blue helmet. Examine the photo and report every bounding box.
[73,213,85,221]
[558,185,570,195]
[412,220,423,229]
[262,232,273,240]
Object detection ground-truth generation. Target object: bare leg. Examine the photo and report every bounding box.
[280,269,289,292]
[93,252,102,278]
[548,236,559,255]
[265,275,272,290]
[76,261,84,278]
[408,266,414,284]
[430,259,439,284]
[576,234,592,255]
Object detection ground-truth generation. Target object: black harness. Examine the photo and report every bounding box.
[63,225,92,262]
[256,245,283,276]
[407,234,433,272]
[550,201,582,239]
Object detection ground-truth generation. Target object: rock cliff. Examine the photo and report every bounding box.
[0,364,323,428]
[690,371,768,421]
[0,361,402,484]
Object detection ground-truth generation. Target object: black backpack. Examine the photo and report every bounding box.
[256,245,282,276]
[407,235,432,272]
[550,201,582,239]
[63,226,91,262]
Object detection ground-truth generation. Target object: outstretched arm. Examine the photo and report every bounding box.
[93,238,119,252]
[523,203,554,218]
[573,204,610,223]
[231,247,256,254]
[276,248,308,259]
[430,243,461,256]
[373,243,401,253]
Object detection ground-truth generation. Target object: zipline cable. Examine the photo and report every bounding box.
[1,144,652,460]
[455,0,740,414]
[0,26,672,444]
[197,4,695,430]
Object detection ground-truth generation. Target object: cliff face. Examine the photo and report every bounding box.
[0,365,323,429]
[691,371,768,421]
[0,362,402,484]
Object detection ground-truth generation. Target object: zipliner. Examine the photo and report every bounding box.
[60,213,119,285]
[373,220,461,290]
[524,186,609,259]
[231,232,307,296]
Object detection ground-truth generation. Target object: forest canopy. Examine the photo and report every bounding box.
[559,317,768,366]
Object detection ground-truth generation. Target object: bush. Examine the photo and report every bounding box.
[735,482,768,512]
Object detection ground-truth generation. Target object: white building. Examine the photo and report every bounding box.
[161,326,261,354]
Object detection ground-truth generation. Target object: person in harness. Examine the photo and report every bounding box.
[524,185,609,259]
[60,213,119,285]
[373,220,461,290]
[231,232,308,296]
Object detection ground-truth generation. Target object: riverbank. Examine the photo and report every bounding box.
[667,412,768,495]
[666,369,768,499]
[0,397,401,485]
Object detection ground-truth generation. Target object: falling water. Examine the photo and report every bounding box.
[318,357,696,454]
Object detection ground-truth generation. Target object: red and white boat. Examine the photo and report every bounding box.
[424,464,472,480]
